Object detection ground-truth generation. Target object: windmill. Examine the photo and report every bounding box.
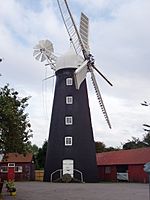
[33,0,112,183]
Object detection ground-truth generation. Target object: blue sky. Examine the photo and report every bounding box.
[0,0,150,147]
[16,0,43,12]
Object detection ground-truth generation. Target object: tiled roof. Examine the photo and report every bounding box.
[96,148,150,166]
[1,153,33,163]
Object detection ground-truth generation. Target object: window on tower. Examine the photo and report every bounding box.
[65,136,73,146]
[66,96,73,104]
[66,78,73,86]
[65,116,73,125]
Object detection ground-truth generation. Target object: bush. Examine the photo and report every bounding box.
[62,174,72,183]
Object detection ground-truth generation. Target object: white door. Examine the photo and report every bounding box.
[63,159,74,177]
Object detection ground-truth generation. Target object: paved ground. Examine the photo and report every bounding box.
[1,182,149,200]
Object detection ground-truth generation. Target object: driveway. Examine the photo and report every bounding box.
[1,182,149,200]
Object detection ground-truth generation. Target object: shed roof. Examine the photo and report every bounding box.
[96,148,150,166]
[1,153,33,163]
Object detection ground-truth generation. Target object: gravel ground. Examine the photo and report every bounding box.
[1,181,149,200]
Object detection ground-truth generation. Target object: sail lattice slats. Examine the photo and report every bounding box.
[90,67,111,129]
[79,12,89,52]
[57,0,86,55]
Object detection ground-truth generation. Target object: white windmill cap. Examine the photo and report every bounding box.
[55,46,83,71]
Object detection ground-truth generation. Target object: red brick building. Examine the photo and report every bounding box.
[96,148,150,183]
[0,153,35,181]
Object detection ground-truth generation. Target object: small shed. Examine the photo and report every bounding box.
[96,147,150,183]
[0,153,35,181]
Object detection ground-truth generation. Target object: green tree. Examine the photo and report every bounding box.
[105,146,120,152]
[143,132,150,146]
[141,101,150,146]
[95,141,106,153]
[95,141,119,153]
[25,141,39,155]
[36,140,47,169]
[122,137,146,150]
[0,84,33,153]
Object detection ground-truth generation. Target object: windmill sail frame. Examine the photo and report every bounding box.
[56,0,112,129]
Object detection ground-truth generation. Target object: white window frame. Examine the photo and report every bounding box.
[65,137,73,146]
[15,166,23,173]
[1,166,8,173]
[66,96,73,104]
[8,163,15,167]
[65,116,73,125]
[66,78,73,86]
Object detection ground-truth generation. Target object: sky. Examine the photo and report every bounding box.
[0,0,150,148]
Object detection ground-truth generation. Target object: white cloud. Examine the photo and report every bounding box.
[0,0,150,148]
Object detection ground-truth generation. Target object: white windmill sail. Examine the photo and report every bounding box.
[33,40,57,70]
[90,67,112,129]
[79,12,89,52]
[56,0,113,129]
[57,0,87,55]
[74,60,88,90]
[73,12,89,90]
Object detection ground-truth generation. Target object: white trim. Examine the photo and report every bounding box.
[66,96,73,104]
[65,116,73,125]
[8,163,15,167]
[15,166,23,173]
[65,136,73,146]
[0,166,8,173]
[117,173,129,181]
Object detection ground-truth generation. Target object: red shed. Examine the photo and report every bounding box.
[96,148,150,183]
[0,153,35,181]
